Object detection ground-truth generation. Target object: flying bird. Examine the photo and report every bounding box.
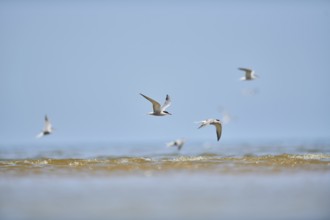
[36,115,53,138]
[196,119,222,141]
[239,67,258,80]
[140,93,172,116]
[167,139,185,151]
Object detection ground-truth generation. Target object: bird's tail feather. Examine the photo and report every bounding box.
[166,142,174,147]
[198,124,206,129]
[194,120,204,124]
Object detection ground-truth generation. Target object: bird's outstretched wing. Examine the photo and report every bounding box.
[44,115,52,132]
[197,119,211,129]
[140,93,161,112]
[239,67,253,79]
[238,67,253,73]
[166,141,175,147]
[161,94,171,111]
[213,122,222,141]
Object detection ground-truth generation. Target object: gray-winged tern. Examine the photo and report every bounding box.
[239,67,258,80]
[197,119,222,141]
[167,139,185,151]
[140,93,172,116]
[36,115,53,138]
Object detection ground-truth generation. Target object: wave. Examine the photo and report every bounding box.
[1,153,329,176]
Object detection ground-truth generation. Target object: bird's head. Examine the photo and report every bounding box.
[163,111,172,115]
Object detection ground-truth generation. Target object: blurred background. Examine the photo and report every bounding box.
[1,0,329,144]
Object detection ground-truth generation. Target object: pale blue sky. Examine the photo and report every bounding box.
[0,0,329,143]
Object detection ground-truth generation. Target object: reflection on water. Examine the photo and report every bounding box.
[0,142,330,220]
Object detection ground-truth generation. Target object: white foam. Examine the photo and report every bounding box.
[289,154,330,160]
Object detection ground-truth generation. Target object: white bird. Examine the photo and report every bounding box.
[36,115,53,138]
[140,93,172,116]
[239,67,258,80]
[196,119,222,141]
[167,139,185,151]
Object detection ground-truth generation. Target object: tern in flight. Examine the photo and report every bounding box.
[167,139,185,151]
[196,119,222,141]
[239,67,258,81]
[140,93,172,116]
[36,115,53,138]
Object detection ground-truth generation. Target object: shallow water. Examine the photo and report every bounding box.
[0,141,330,220]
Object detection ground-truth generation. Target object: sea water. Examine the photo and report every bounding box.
[0,140,329,220]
